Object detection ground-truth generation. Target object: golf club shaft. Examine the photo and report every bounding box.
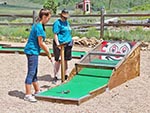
[50,60,59,77]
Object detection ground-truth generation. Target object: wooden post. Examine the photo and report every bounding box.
[32,10,36,24]
[57,43,67,82]
[100,7,105,39]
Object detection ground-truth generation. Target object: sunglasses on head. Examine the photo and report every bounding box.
[61,9,69,14]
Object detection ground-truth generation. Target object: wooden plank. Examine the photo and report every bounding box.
[0,50,24,54]
[104,14,150,17]
[35,96,80,105]
[89,85,107,96]
[68,67,82,80]
[75,63,114,74]
[108,43,141,89]
[59,43,66,82]
[104,23,150,27]
[1,13,149,18]
[91,42,102,51]
[0,23,32,26]
[1,22,149,27]
[89,51,125,57]
[79,51,90,63]
[0,44,11,47]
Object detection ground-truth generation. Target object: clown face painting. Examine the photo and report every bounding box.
[99,41,136,60]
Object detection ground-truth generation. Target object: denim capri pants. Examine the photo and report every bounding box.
[25,54,38,84]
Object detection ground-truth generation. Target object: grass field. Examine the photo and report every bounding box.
[0,0,42,14]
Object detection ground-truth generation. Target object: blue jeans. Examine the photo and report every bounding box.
[25,54,38,84]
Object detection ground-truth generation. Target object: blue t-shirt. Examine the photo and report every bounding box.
[24,23,46,55]
[52,19,72,44]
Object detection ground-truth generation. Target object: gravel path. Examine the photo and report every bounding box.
[0,42,150,113]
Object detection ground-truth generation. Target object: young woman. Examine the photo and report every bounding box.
[52,9,73,82]
[24,9,52,102]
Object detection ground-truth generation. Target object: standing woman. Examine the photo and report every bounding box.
[52,9,73,81]
[24,9,52,102]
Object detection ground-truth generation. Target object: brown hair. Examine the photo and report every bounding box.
[36,9,51,31]
[36,8,51,22]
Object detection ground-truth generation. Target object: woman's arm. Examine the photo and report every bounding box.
[54,34,60,46]
[54,34,61,49]
[38,36,52,59]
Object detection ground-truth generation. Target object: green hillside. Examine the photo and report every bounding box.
[52,0,150,13]
[0,0,150,14]
[0,0,43,14]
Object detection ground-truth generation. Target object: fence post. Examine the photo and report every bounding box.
[32,10,36,24]
[100,7,105,39]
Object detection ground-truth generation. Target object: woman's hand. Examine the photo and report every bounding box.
[47,53,52,62]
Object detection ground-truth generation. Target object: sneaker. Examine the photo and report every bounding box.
[33,90,41,96]
[52,76,58,84]
[35,91,41,94]
[52,80,56,84]
[53,76,58,82]
[24,95,37,102]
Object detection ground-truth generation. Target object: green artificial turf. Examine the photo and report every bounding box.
[90,59,119,66]
[0,46,86,58]
[38,68,113,99]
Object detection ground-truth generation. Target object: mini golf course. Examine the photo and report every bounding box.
[35,41,141,105]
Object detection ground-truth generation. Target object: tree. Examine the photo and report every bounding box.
[108,0,113,9]
[43,0,57,14]
[62,0,71,5]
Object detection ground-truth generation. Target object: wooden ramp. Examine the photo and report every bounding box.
[35,40,141,105]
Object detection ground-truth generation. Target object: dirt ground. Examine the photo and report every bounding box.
[0,41,150,113]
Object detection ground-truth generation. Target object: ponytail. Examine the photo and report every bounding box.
[36,8,51,31]
[36,8,51,23]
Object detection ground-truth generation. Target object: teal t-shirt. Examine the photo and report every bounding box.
[52,19,72,44]
[24,23,46,55]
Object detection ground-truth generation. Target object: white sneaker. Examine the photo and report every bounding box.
[33,90,41,96]
[24,95,37,102]
[52,76,58,84]
[52,80,57,84]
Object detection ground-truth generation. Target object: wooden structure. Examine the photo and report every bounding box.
[85,40,141,90]
[35,40,141,105]
[72,40,141,90]
[57,43,67,82]
[76,0,91,14]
